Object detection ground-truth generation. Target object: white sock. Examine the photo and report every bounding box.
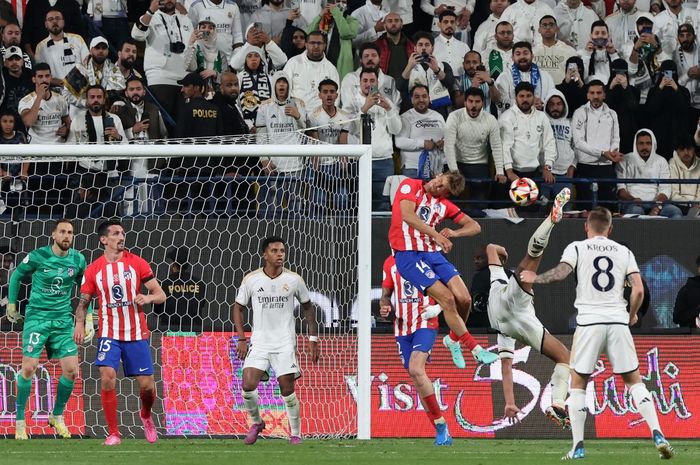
[527,216,555,258]
[629,383,661,435]
[550,363,570,407]
[242,389,262,425]
[567,388,587,450]
[283,392,301,437]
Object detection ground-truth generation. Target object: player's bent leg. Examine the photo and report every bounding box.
[15,356,40,440]
[242,367,268,445]
[49,355,80,439]
[540,332,572,428]
[278,374,302,444]
[136,375,158,443]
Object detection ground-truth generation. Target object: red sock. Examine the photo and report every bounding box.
[459,331,478,351]
[139,388,155,419]
[422,394,443,423]
[101,389,119,436]
[448,331,460,342]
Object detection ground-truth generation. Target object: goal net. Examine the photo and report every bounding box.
[0,130,372,440]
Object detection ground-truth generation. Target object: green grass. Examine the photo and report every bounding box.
[2,439,699,465]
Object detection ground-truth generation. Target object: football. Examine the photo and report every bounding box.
[509,177,539,206]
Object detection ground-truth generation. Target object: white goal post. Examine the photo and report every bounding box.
[1,140,373,440]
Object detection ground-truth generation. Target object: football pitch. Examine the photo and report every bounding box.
[3,439,698,465]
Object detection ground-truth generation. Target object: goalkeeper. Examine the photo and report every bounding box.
[6,219,93,440]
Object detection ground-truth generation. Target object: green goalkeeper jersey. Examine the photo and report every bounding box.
[8,245,87,322]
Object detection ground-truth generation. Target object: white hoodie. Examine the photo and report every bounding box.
[669,150,700,203]
[653,4,700,57]
[499,103,556,172]
[544,89,575,175]
[500,0,555,44]
[616,129,672,201]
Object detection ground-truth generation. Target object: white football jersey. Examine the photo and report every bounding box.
[560,236,640,325]
[307,105,354,165]
[235,268,310,352]
[18,92,69,144]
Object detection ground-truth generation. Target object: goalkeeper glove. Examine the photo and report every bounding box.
[84,314,95,343]
[6,303,23,324]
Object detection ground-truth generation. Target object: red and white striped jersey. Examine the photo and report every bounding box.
[8,0,28,27]
[81,251,154,341]
[388,178,465,252]
[382,256,438,336]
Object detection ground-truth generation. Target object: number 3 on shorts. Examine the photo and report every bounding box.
[29,332,41,345]
[99,339,112,352]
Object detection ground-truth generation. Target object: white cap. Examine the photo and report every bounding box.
[89,36,109,49]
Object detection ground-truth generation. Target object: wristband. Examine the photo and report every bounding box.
[309,336,319,342]
[238,337,247,342]
[147,8,155,15]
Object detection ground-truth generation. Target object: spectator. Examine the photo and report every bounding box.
[400,31,456,118]
[22,0,86,54]
[188,0,244,56]
[454,50,492,110]
[432,10,470,79]
[444,87,504,205]
[421,1,474,44]
[605,59,640,154]
[533,16,577,85]
[543,90,575,207]
[251,0,307,43]
[555,55,586,117]
[175,71,224,138]
[114,76,168,142]
[374,11,415,83]
[211,70,248,136]
[473,0,509,55]
[87,0,130,57]
[492,41,555,115]
[673,23,700,123]
[306,79,353,216]
[1,22,31,71]
[649,0,664,16]
[605,0,641,51]
[579,20,620,84]
[154,247,206,331]
[283,30,340,112]
[673,254,700,329]
[484,21,514,80]
[340,42,400,110]
[34,10,89,85]
[280,26,306,59]
[1,46,33,120]
[616,129,682,218]
[0,110,29,193]
[652,0,700,57]
[255,71,307,218]
[571,80,622,210]
[115,39,141,82]
[627,14,667,105]
[669,136,700,216]
[229,23,288,72]
[351,0,390,48]
[384,0,413,35]
[554,0,596,51]
[468,244,498,328]
[500,82,556,184]
[184,19,230,89]
[308,2,358,81]
[646,60,691,159]
[132,0,194,129]
[237,0,262,29]
[18,63,69,145]
[395,84,446,178]
[342,68,400,211]
[238,47,272,130]
[63,36,125,118]
[500,0,555,45]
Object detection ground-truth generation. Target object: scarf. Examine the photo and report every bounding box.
[588,50,612,77]
[318,10,334,33]
[511,62,541,91]
[85,110,107,143]
[489,49,503,78]
[196,45,223,73]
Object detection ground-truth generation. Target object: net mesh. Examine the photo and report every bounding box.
[0,127,364,439]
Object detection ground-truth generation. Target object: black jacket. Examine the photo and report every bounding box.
[673,276,700,328]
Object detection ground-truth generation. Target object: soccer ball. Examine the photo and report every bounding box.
[509,177,539,206]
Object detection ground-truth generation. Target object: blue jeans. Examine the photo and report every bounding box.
[401,168,418,179]
[539,181,573,211]
[624,203,683,218]
[307,163,349,217]
[457,162,490,208]
[373,158,395,211]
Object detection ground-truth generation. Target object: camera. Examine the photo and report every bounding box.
[170,41,186,54]
[369,85,379,94]
[476,65,486,72]
[567,63,578,71]
[202,31,210,38]
[420,52,430,63]
[592,38,608,48]
[663,70,673,80]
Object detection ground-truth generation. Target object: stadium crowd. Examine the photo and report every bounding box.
[1,0,700,216]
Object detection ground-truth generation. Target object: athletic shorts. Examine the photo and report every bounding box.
[488,273,546,356]
[23,318,78,360]
[395,328,438,369]
[96,337,154,376]
[393,250,461,294]
[571,324,638,375]
[243,346,301,379]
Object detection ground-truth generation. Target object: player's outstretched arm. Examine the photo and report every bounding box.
[440,214,481,239]
[302,301,320,363]
[627,272,644,326]
[520,263,573,285]
[501,357,521,423]
[485,244,508,266]
[400,200,453,252]
[73,292,93,345]
[232,302,248,360]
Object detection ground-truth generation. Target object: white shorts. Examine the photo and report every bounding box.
[571,324,638,375]
[488,275,546,355]
[243,347,301,379]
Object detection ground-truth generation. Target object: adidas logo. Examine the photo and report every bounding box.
[290,363,297,368]
[270,114,277,119]
[639,397,651,404]
[258,287,265,293]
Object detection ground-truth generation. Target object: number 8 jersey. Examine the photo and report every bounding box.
[81,251,155,341]
[560,236,640,325]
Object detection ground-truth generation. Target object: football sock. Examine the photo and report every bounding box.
[568,388,587,450]
[283,392,301,436]
[629,383,661,434]
[550,363,570,407]
[422,394,445,424]
[527,216,556,258]
[15,375,32,421]
[459,331,478,351]
[139,388,156,419]
[53,375,75,416]
[101,389,119,436]
[242,389,262,425]
[448,331,460,342]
